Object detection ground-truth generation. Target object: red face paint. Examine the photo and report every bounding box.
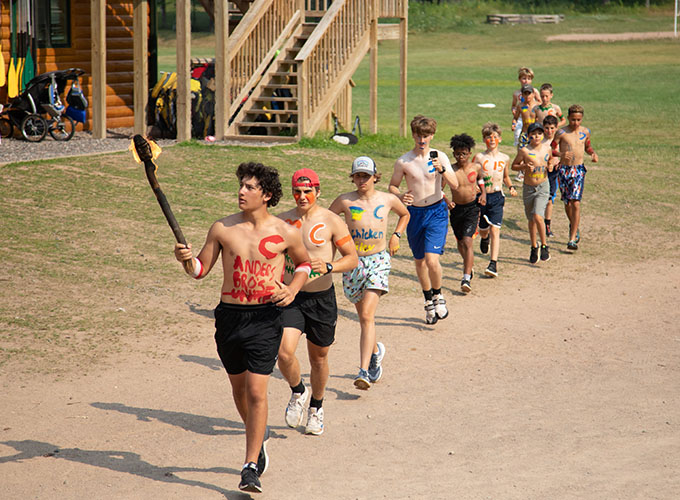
[258,234,284,259]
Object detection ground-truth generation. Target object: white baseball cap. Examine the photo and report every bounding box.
[351,156,377,176]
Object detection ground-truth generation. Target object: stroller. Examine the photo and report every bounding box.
[0,68,88,142]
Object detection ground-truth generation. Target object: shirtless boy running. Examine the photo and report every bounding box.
[277,169,358,436]
[445,134,486,292]
[330,156,409,389]
[511,123,553,263]
[389,115,459,324]
[174,162,310,494]
[473,123,517,278]
[554,104,599,250]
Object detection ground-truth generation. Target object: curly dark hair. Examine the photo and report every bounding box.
[450,133,476,152]
[236,162,283,207]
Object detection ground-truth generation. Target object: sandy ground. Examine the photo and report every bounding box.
[2,208,679,500]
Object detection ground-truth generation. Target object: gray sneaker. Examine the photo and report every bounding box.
[354,368,371,390]
[305,407,324,436]
[368,342,385,382]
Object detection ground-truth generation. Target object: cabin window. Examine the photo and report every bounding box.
[36,0,71,48]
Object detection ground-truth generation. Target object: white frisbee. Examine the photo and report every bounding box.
[477,103,496,108]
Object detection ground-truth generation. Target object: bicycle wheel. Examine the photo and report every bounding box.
[0,117,13,138]
[21,114,48,142]
[49,115,76,141]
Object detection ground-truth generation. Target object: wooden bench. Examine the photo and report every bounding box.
[487,14,564,25]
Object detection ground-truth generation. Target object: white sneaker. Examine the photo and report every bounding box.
[285,385,309,428]
[432,294,448,319]
[305,407,324,435]
[424,300,437,324]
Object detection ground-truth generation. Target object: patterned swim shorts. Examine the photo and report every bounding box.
[558,164,587,202]
[342,250,390,304]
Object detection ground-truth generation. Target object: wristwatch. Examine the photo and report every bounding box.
[325,262,333,274]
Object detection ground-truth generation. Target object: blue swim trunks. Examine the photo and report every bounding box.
[406,199,448,260]
[558,164,587,202]
[479,191,505,229]
[342,250,390,304]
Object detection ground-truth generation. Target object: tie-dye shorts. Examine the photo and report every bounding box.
[558,164,587,202]
[342,250,390,304]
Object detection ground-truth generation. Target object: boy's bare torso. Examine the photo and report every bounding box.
[556,125,590,166]
[394,149,450,206]
[476,150,510,193]
[333,191,394,256]
[451,163,481,205]
[520,142,552,187]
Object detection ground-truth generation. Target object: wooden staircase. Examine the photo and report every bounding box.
[220,0,407,143]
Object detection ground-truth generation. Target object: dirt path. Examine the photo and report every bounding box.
[2,229,679,499]
[547,31,678,42]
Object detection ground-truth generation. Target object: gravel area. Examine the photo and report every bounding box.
[0,129,177,166]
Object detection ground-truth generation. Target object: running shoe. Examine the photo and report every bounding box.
[529,246,539,264]
[368,342,385,382]
[354,369,371,390]
[257,426,270,475]
[567,240,578,251]
[285,385,309,428]
[461,278,472,293]
[433,294,449,319]
[239,463,262,493]
[546,224,554,237]
[424,300,438,324]
[575,229,580,243]
[480,236,490,254]
[305,407,324,436]
[540,244,550,262]
[484,261,498,278]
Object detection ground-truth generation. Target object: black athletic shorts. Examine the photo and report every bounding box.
[214,302,283,375]
[281,285,337,347]
[449,199,480,240]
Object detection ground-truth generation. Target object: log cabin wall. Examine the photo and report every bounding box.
[1,0,147,131]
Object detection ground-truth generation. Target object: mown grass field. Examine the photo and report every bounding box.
[1,9,679,372]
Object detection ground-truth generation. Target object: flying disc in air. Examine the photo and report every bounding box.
[477,103,496,108]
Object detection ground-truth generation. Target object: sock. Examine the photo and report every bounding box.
[432,287,441,297]
[423,289,433,301]
[463,274,471,281]
[490,260,497,265]
[310,397,323,409]
[291,380,305,394]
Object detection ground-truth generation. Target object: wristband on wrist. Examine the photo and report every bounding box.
[393,231,401,239]
[191,257,204,279]
[295,262,312,276]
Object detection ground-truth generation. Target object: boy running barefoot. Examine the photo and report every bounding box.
[389,115,459,324]
[511,67,541,147]
[541,115,562,237]
[512,123,553,263]
[473,123,516,278]
[277,169,358,436]
[174,162,310,494]
[330,157,409,390]
[554,104,599,250]
[533,83,566,129]
[444,134,486,293]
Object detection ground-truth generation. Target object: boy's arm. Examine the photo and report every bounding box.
[502,155,517,196]
[388,160,413,205]
[438,154,459,191]
[584,129,598,163]
[174,221,222,279]
[328,195,345,216]
[555,104,566,127]
[511,150,527,172]
[271,228,310,307]
[476,165,487,206]
[388,194,410,256]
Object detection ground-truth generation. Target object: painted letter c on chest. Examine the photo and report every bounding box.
[308,223,327,246]
[258,235,284,259]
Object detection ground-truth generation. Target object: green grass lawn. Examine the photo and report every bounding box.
[1,9,679,371]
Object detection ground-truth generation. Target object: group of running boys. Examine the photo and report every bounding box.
[170,68,598,492]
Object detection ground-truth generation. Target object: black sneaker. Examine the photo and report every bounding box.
[480,236,490,254]
[540,244,550,262]
[529,246,539,264]
[239,463,262,493]
[546,224,554,237]
[461,278,472,293]
[567,240,578,251]
[257,427,270,476]
[484,261,498,277]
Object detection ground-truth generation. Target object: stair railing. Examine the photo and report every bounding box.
[227,0,302,119]
[295,0,375,137]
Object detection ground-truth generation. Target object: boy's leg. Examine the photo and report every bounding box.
[460,237,474,275]
[489,225,501,261]
[414,258,432,291]
[424,252,443,290]
[228,371,270,465]
[307,341,330,402]
[534,213,547,246]
[278,328,302,387]
[355,290,382,370]
[528,219,538,248]
[568,200,581,241]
